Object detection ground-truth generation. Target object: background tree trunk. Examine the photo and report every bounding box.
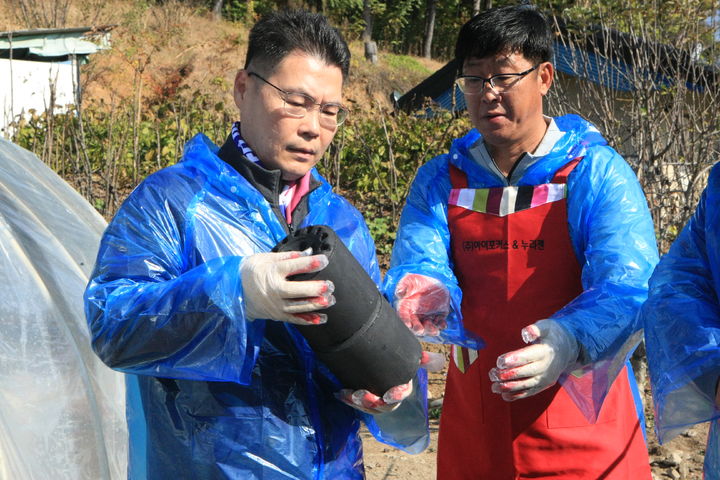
[361,0,373,43]
[212,0,223,21]
[423,0,436,59]
[362,0,377,64]
[473,0,492,16]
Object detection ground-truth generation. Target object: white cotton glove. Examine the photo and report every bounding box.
[240,250,335,325]
[337,351,446,414]
[395,273,450,336]
[489,319,579,402]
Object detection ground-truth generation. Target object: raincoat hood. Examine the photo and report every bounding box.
[446,114,609,188]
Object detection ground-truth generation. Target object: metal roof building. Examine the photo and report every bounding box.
[395,24,717,114]
[0,26,113,133]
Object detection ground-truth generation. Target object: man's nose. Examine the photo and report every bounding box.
[299,107,322,136]
[481,83,501,103]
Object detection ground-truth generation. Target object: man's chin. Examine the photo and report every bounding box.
[478,128,511,143]
[281,167,313,182]
[278,155,321,181]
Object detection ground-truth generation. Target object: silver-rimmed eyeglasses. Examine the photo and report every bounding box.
[455,65,539,95]
[248,71,348,127]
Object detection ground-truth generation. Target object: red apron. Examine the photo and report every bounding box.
[437,159,651,479]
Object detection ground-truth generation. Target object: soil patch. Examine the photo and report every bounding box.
[362,361,708,479]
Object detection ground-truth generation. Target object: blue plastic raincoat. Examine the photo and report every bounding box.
[384,114,658,419]
[643,162,720,479]
[85,134,428,480]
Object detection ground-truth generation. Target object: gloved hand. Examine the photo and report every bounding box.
[395,273,450,336]
[241,250,335,325]
[337,351,446,414]
[489,319,579,402]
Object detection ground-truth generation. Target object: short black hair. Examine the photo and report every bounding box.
[455,5,553,70]
[244,9,350,80]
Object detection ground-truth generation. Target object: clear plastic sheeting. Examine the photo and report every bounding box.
[643,162,720,469]
[0,138,127,479]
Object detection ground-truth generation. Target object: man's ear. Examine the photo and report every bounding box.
[233,69,249,109]
[538,62,554,96]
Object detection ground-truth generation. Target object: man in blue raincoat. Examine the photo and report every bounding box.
[384,5,658,479]
[85,10,430,479]
[643,163,720,479]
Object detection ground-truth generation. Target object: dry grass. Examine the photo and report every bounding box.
[1,0,444,114]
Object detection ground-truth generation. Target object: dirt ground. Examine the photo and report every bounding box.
[362,418,439,480]
[361,356,709,480]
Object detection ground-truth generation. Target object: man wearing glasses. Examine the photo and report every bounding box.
[384,5,657,478]
[85,10,428,479]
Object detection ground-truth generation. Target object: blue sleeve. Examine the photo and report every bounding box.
[643,164,720,443]
[363,368,430,454]
[558,146,659,363]
[551,146,659,421]
[383,156,483,350]
[84,175,263,384]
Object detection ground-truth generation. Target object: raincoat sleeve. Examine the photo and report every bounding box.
[84,170,263,384]
[643,163,720,444]
[383,156,483,350]
[349,210,430,455]
[363,368,429,454]
[552,145,659,420]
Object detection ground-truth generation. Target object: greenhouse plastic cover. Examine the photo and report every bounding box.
[0,138,127,479]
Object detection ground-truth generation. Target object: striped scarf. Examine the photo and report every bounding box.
[231,122,261,164]
[231,122,310,224]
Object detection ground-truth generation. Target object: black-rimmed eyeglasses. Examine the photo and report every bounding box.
[455,65,539,95]
[248,72,348,127]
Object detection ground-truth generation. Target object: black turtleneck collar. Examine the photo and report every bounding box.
[216,133,321,232]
